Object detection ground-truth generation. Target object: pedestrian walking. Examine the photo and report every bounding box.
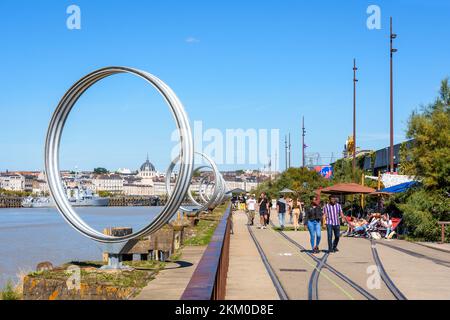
[287,197,293,224]
[268,197,277,225]
[276,195,287,230]
[292,198,302,231]
[245,194,257,225]
[323,195,346,253]
[304,197,322,253]
[258,192,270,229]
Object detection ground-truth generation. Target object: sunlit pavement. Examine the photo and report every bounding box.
[226,210,450,300]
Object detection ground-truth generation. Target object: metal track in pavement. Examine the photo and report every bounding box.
[247,225,289,300]
[270,222,377,300]
[370,240,407,300]
[308,253,329,300]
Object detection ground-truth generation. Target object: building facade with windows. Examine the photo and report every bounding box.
[92,174,124,193]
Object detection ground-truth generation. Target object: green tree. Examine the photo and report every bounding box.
[254,167,330,205]
[395,78,450,241]
[97,191,114,198]
[331,158,362,184]
[93,167,109,175]
[400,78,450,191]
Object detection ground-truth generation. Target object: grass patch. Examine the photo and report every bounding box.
[0,280,21,300]
[123,260,165,270]
[183,203,228,246]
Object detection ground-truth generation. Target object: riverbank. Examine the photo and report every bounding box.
[1,203,228,300]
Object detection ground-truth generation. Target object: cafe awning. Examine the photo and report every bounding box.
[318,183,375,195]
[379,181,419,193]
[226,188,246,194]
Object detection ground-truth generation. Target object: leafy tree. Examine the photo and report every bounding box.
[253,167,331,205]
[331,158,362,183]
[331,157,378,189]
[395,78,450,241]
[400,78,450,191]
[97,191,114,198]
[93,167,109,175]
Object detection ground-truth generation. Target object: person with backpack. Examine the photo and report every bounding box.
[276,195,287,230]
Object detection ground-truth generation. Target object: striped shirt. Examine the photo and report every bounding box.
[323,203,343,226]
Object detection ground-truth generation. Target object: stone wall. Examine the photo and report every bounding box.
[23,275,143,300]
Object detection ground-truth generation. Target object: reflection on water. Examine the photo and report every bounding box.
[0,206,165,288]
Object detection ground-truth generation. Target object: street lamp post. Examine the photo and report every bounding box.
[302,116,306,168]
[288,132,291,168]
[284,135,288,171]
[353,59,358,173]
[390,17,398,173]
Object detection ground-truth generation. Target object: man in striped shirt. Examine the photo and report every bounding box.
[323,195,346,253]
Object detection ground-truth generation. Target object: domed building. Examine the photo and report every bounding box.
[137,155,157,184]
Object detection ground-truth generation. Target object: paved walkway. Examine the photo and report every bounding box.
[417,242,450,253]
[225,210,279,300]
[226,212,450,300]
[135,246,206,300]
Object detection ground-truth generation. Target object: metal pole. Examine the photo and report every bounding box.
[390,17,397,173]
[284,135,288,171]
[288,133,291,168]
[353,59,358,173]
[302,116,306,168]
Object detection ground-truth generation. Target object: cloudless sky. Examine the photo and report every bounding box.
[1,0,449,172]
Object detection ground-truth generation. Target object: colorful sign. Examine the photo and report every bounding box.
[314,166,333,179]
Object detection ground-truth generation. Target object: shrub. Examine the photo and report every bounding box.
[1,280,21,300]
[398,188,450,241]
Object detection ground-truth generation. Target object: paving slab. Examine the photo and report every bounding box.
[135,246,206,300]
[225,210,279,300]
[417,242,450,254]
[374,240,450,299]
[285,231,395,300]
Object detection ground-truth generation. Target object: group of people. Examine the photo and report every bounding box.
[346,212,395,239]
[241,193,349,254]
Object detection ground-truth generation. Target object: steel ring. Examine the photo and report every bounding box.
[165,152,221,212]
[45,66,194,243]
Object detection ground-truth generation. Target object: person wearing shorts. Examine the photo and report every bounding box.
[246,194,257,225]
[258,192,269,229]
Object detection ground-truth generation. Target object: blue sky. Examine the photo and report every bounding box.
[1,0,449,172]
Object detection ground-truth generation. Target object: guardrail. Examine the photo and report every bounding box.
[181,203,232,300]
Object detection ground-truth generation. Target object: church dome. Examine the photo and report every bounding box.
[140,156,156,172]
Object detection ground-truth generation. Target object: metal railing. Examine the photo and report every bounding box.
[181,203,232,300]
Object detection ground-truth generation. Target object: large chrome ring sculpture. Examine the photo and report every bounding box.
[45,66,194,243]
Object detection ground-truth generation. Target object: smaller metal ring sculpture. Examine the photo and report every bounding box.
[165,152,222,212]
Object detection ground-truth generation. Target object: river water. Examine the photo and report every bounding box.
[0,206,166,289]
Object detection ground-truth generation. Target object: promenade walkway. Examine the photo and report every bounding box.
[136,210,450,300]
[135,246,206,300]
[225,210,450,300]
